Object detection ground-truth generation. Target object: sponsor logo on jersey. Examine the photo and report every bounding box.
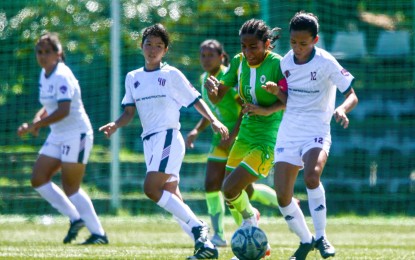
[59,85,67,94]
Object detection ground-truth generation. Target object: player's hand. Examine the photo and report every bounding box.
[334,108,349,128]
[261,81,280,96]
[242,103,270,116]
[211,120,229,140]
[218,135,234,150]
[99,122,118,138]
[186,129,198,149]
[17,122,37,137]
[204,75,220,96]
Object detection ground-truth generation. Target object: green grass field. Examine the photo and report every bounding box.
[0,215,414,259]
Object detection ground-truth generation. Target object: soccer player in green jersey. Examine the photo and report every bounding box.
[204,19,288,258]
[186,39,285,248]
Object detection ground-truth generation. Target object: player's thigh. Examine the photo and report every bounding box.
[274,161,301,205]
[222,166,258,199]
[302,147,328,188]
[61,162,86,195]
[31,154,61,187]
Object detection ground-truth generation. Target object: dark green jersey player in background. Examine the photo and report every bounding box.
[205,19,288,258]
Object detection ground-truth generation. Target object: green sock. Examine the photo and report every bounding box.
[230,190,254,219]
[206,191,225,238]
[250,184,279,207]
[227,202,242,226]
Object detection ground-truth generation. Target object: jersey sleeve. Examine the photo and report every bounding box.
[55,74,75,102]
[169,68,201,107]
[327,56,355,94]
[220,54,241,88]
[121,73,135,108]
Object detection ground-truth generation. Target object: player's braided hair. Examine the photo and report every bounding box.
[141,23,170,47]
[290,11,319,38]
[37,32,65,62]
[239,19,281,50]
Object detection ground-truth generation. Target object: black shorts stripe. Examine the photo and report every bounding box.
[159,129,173,172]
[77,133,86,163]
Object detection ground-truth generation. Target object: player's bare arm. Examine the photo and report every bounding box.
[17,101,70,137]
[186,117,210,149]
[261,81,288,104]
[193,99,229,140]
[242,99,285,117]
[99,106,136,138]
[334,88,358,129]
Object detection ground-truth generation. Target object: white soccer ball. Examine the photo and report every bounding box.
[231,225,268,260]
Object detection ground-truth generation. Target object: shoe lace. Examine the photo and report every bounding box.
[320,238,331,249]
[193,225,208,242]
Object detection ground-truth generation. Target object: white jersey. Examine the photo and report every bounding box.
[122,63,201,138]
[39,62,93,138]
[279,47,354,137]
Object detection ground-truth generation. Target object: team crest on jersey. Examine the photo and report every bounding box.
[134,81,140,88]
[260,75,266,84]
[59,85,67,94]
[341,69,350,76]
[284,70,291,78]
[48,85,54,92]
[276,147,284,154]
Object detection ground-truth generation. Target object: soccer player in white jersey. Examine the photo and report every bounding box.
[262,12,359,260]
[17,32,108,245]
[99,24,228,260]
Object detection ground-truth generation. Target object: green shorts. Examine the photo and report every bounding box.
[225,138,274,179]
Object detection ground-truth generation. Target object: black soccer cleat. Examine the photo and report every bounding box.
[191,222,209,251]
[80,234,109,245]
[187,244,218,259]
[290,237,315,260]
[63,219,85,244]
[315,236,336,258]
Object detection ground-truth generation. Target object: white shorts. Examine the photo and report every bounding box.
[143,129,184,183]
[274,132,331,168]
[39,133,93,164]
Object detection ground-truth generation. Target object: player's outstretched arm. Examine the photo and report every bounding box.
[193,99,229,140]
[334,88,358,129]
[99,106,136,138]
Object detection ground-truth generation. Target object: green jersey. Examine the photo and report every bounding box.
[220,51,284,147]
[201,65,241,146]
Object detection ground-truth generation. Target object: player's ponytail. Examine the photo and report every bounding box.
[269,27,281,50]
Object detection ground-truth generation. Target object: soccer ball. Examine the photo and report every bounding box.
[231,226,268,260]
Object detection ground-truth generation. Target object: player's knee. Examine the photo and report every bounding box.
[30,174,48,188]
[304,173,320,188]
[144,185,162,202]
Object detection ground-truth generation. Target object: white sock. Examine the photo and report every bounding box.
[69,188,105,236]
[157,191,201,229]
[279,199,313,243]
[35,182,80,221]
[173,215,193,241]
[307,183,327,240]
